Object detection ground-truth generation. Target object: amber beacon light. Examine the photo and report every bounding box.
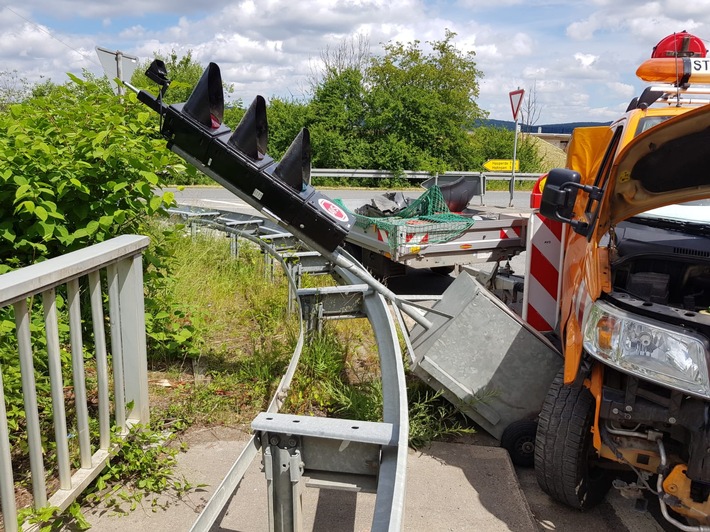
[636,57,710,84]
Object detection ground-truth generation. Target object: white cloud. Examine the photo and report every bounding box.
[606,81,635,98]
[4,1,710,123]
[574,52,598,68]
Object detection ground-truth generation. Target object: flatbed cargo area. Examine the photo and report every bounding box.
[336,185,530,275]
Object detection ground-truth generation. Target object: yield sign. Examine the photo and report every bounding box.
[509,89,525,121]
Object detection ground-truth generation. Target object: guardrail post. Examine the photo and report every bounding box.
[229,233,239,258]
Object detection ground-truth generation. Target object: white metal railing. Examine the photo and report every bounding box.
[0,234,150,531]
[311,168,541,181]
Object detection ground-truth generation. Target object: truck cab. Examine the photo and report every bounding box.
[536,33,710,529]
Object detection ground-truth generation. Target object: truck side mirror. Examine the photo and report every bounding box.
[540,168,603,237]
[540,168,581,223]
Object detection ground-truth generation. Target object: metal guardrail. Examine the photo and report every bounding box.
[0,235,150,532]
[170,208,410,531]
[312,168,542,182]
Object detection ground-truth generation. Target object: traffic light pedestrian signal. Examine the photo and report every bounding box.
[136,61,352,253]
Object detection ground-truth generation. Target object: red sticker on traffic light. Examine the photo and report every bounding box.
[318,198,349,223]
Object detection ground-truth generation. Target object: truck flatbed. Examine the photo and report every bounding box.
[337,193,530,273]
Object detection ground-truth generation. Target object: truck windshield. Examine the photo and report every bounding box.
[633,199,710,227]
[635,115,672,136]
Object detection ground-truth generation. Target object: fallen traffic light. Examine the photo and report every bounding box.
[136,61,352,252]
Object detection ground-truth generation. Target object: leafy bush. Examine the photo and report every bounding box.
[0,73,202,358]
[0,73,209,523]
[0,74,180,269]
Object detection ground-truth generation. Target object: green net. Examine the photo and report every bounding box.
[336,186,475,250]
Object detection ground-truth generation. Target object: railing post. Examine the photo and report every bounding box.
[88,271,111,450]
[43,288,72,489]
[14,299,48,508]
[117,254,150,424]
[68,278,93,469]
[0,363,17,532]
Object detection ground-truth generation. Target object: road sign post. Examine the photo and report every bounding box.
[508,89,525,207]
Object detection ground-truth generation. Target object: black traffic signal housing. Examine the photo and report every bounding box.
[136,61,352,253]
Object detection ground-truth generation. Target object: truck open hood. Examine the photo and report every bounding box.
[608,103,710,225]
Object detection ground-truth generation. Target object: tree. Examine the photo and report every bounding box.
[308,34,370,89]
[520,81,543,133]
[0,70,33,112]
[265,96,310,160]
[364,29,486,173]
[0,74,177,268]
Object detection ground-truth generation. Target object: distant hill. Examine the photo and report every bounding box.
[478,119,611,134]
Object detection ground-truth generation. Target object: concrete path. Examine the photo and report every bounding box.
[83,426,536,531]
[83,426,667,532]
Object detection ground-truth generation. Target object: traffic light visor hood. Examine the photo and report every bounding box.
[229,96,268,160]
[183,62,224,129]
[145,59,169,87]
[275,128,311,192]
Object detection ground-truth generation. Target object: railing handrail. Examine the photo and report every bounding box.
[0,235,150,307]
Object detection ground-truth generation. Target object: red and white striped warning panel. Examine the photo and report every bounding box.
[500,226,522,240]
[404,220,430,245]
[522,212,566,332]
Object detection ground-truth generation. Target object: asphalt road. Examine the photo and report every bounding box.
[167,185,535,217]
[167,185,670,532]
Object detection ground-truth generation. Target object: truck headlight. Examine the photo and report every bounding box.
[583,300,710,399]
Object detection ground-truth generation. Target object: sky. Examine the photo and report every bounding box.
[2,1,710,125]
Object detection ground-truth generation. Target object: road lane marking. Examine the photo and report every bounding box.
[202,199,248,207]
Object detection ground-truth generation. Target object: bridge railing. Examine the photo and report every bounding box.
[0,235,150,532]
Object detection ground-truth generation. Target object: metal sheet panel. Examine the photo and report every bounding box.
[412,271,562,440]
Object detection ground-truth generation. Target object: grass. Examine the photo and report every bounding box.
[152,226,472,447]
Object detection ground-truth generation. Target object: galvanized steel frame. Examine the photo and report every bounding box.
[184,214,410,531]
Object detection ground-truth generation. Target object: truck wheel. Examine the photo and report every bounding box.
[501,420,537,467]
[534,368,612,510]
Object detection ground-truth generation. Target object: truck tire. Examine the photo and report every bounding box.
[501,419,537,467]
[534,368,612,510]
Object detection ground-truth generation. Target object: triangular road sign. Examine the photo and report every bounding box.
[509,89,525,121]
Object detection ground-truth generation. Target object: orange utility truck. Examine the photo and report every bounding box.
[535,32,710,529]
